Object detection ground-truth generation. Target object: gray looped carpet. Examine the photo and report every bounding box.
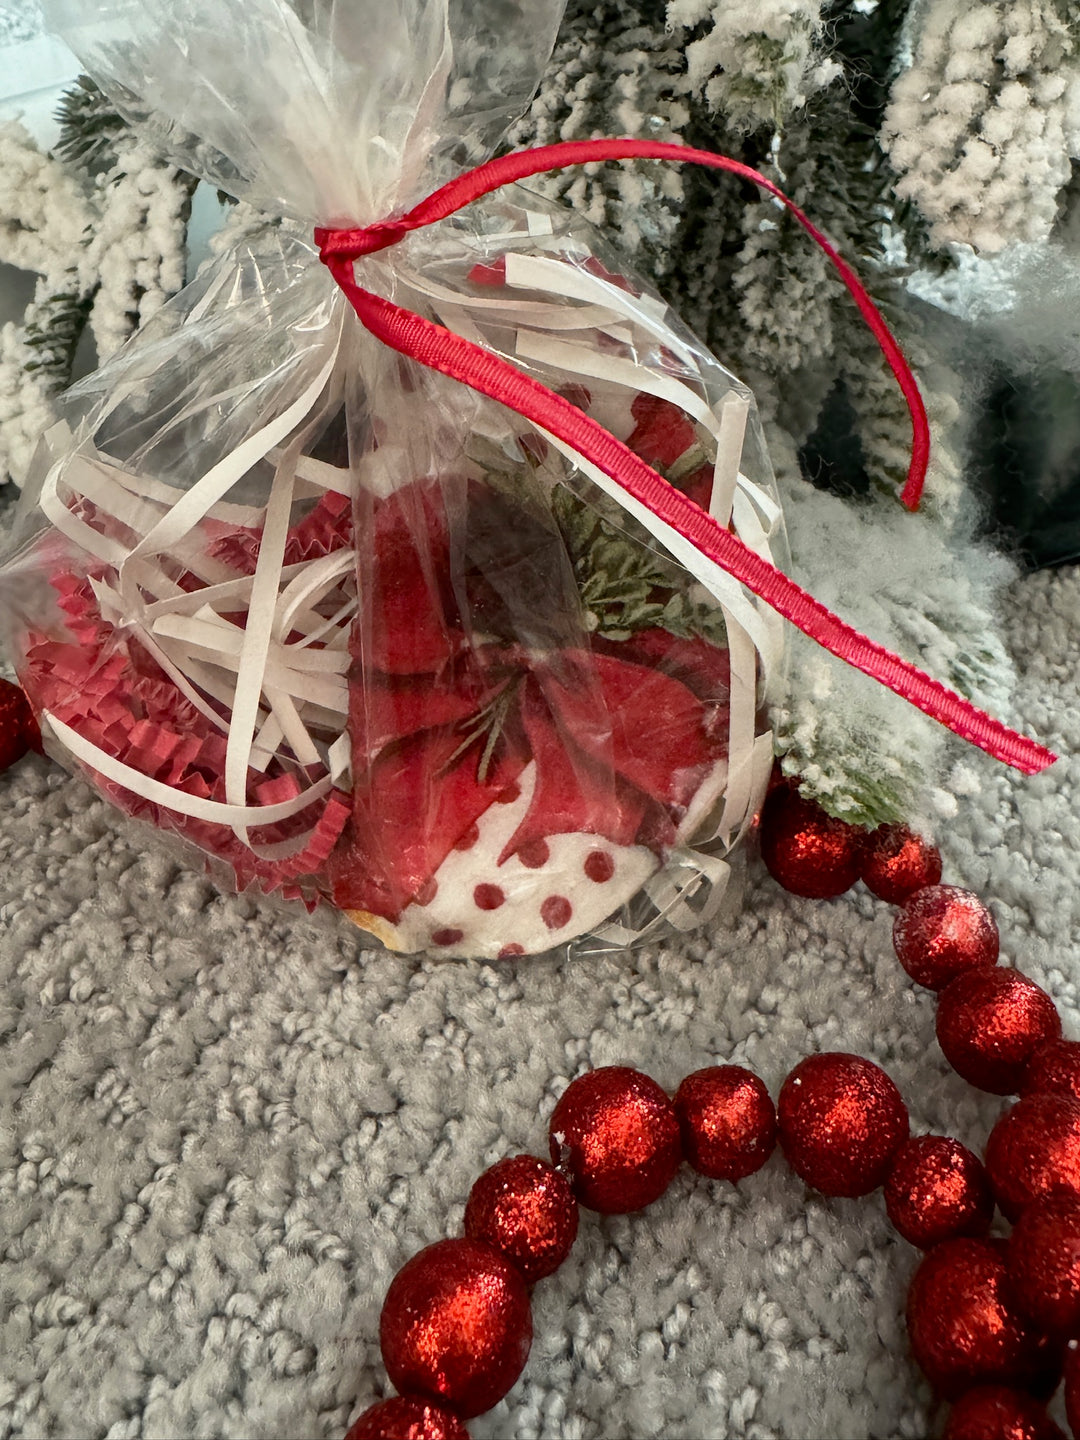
[2,562,1078,1440]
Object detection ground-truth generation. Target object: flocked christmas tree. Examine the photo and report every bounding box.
[2,0,1079,827]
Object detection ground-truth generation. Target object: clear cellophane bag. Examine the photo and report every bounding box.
[0,0,786,957]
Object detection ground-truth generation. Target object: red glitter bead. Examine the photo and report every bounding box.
[345,1396,470,1440]
[985,1093,1080,1221]
[860,824,943,904]
[1022,1039,1080,1104]
[674,1066,777,1182]
[936,969,1061,1095]
[1006,1191,1080,1336]
[777,1053,909,1198]
[548,1067,682,1214]
[884,1135,994,1250]
[906,1237,1059,1399]
[759,785,864,899]
[942,1386,1065,1440]
[464,1155,579,1284]
[379,1238,531,1418]
[0,678,39,773]
[893,885,999,990]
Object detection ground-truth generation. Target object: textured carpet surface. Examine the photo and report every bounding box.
[1,562,1079,1440]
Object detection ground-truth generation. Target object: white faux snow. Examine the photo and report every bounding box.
[882,0,1080,253]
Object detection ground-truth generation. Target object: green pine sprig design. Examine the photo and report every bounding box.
[551,484,727,648]
[54,76,129,175]
[23,283,96,386]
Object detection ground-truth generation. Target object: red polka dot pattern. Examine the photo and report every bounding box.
[518,840,550,869]
[541,895,572,930]
[584,851,615,883]
[431,928,464,947]
[474,884,505,911]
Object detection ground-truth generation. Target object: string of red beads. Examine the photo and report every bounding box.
[3,686,1078,1436]
[345,789,1080,1440]
[0,676,39,772]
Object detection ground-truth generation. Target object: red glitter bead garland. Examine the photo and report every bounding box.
[674,1066,777,1182]
[893,884,1000,991]
[0,677,39,774]
[758,784,864,899]
[936,968,1062,1095]
[778,1052,909,1197]
[464,1155,578,1284]
[883,1135,994,1250]
[379,1238,532,1418]
[942,1386,1066,1440]
[309,807,1080,1434]
[906,1237,1059,1399]
[1006,1191,1080,1337]
[1022,1040,1080,1104]
[548,1066,682,1214]
[985,1093,1080,1221]
[344,1396,471,1440]
[860,823,942,904]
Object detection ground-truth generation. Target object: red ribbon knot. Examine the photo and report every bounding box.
[316,219,409,261]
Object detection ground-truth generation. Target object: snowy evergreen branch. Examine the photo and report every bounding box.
[87,139,198,360]
[54,74,128,175]
[667,0,840,133]
[23,280,94,386]
[507,0,689,270]
[0,121,98,485]
[883,0,1080,253]
[0,81,198,484]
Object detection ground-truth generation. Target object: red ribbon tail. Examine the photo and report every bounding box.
[325,263,1054,777]
[319,138,930,510]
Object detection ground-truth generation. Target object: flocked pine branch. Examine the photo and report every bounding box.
[0,120,96,485]
[54,73,129,175]
[86,137,198,360]
[667,0,840,134]
[507,0,689,272]
[882,0,1080,253]
[0,79,199,484]
[767,390,1018,830]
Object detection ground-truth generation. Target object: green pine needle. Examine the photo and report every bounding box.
[54,76,129,175]
[23,283,96,390]
[552,484,727,649]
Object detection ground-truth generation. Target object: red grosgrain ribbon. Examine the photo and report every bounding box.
[315,139,1056,776]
